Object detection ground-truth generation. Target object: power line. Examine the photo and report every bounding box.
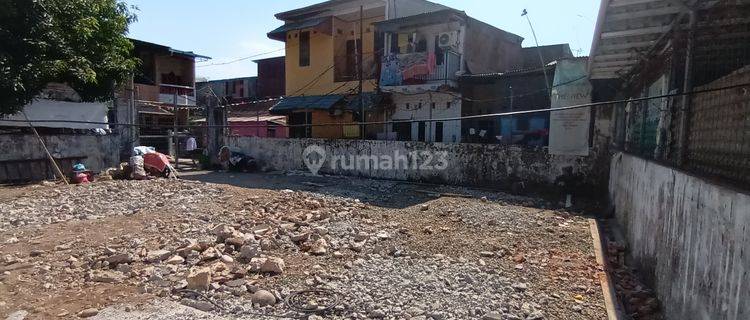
[196,48,286,68]
[289,64,336,97]
[3,82,747,129]
[380,74,588,103]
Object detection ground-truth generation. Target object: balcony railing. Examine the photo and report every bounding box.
[159,84,196,106]
[334,53,379,83]
[380,51,461,87]
[134,83,197,107]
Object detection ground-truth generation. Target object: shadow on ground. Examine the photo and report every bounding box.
[179,170,441,209]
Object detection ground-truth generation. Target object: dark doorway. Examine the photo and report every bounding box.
[435,122,444,142]
[393,121,411,141]
[418,122,426,142]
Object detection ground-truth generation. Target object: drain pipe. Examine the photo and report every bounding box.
[677,8,696,166]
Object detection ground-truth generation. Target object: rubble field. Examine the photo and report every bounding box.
[0,174,608,320]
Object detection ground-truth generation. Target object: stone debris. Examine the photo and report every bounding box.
[186,268,212,291]
[0,179,223,232]
[180,298,215,312]
[77,308,99,318]
[5,310,28,320]
[250,290,277,307]
[0,178,610,320]
[260,257,285,274]
[146,250,172,263]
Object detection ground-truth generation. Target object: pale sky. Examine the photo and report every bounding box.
[126,0,600,81]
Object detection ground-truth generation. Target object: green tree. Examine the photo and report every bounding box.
[0,0,138,115]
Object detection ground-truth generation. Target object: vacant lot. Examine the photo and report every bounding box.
[0,172,606,319]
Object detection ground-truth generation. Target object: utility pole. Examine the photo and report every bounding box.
[508,85,514,145]
[206,92,214,163]
[129,75,137,151]
[173,91,180,171]
[358,5,365,139]
[522,9,551,95]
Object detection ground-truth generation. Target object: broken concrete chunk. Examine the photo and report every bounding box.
[260,257,285,274]
[309,238,329,256]
[225,237,246,247]
[77,308,99,318]
[88,270,125,284]
[290,232,311,243]
[186,268,211,291]
[180,298,214,312]
[106,253,134,266]
[200,247,220,261]
[146,250,172,263]
[5,310,28,320]
[247,257,267,273]
[165,255,185,265]
[238,244,260,262]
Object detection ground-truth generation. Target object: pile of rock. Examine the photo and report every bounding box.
[0,180,223,231]
[73,190,375,312]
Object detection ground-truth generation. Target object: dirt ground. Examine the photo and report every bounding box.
[0,172,608,319]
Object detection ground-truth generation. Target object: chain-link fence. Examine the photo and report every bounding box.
[612,66,750,188]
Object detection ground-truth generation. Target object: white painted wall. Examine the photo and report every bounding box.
[227,136,599,189]
[0,134,120,172]
[387,92,462,143]
[609,153,750,320]
[0,99,109,130]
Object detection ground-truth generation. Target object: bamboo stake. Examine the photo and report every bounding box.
[22,111,69,185]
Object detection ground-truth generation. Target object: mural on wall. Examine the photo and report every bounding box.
[380,52,437,86]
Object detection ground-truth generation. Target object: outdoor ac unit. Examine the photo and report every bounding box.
[438,31,459,48]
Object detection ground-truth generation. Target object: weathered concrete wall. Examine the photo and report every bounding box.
[228,137,602,190]
[609,152,749,320]
[0,134,120,172]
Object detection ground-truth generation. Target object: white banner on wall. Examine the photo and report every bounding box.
[0,99,109,130]
[549,59,592,156]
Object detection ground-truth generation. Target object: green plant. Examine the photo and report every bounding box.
[0,0,139,115]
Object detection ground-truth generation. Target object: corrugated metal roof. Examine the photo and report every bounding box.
[130,38,210,60]
[461,63,557,80]
[193,115,287,124]
[274,0,350,20]
[268,17,330,41]
[374,9,466,32]
[269,95,345,114]
[345,92,383,112]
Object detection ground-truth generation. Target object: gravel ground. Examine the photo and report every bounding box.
[0,173,607,320]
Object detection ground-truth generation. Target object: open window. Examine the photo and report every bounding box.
[299,31,310,67]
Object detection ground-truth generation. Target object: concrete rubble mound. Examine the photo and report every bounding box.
[0,178,612,319]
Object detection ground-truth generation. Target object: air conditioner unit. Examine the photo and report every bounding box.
[438,31,459,48]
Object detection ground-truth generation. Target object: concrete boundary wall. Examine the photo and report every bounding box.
[609,152,749,320]
[0,134,120,173]
[227,137,605,190]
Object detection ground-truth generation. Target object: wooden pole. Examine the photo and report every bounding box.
[22,111,69,185]
[359,5,365,139]
[173,91,179,171]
